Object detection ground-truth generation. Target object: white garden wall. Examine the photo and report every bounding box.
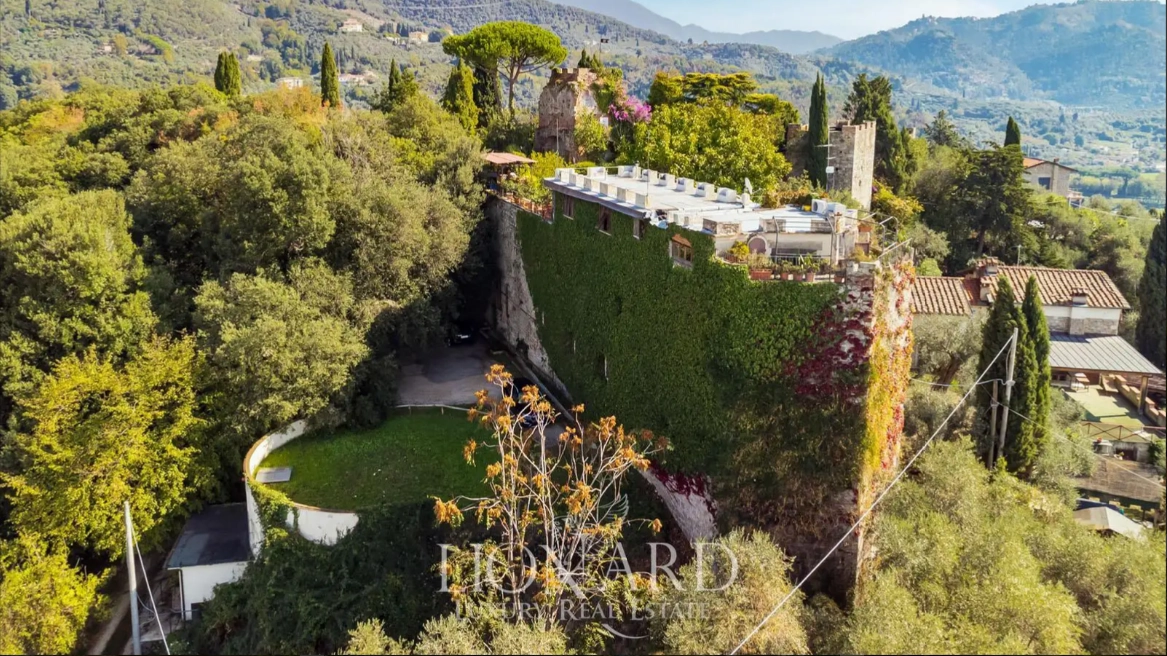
[243,420,359,551]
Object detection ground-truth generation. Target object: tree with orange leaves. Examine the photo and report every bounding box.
[434,364,667,629]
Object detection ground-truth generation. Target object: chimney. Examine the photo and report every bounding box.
[1071,287,1088,306]
[982,259,999,277]
[979,278,994,303]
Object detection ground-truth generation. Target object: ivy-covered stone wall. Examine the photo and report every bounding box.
[493,193,913,592]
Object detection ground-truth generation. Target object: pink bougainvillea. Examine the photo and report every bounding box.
[609,96,651,124]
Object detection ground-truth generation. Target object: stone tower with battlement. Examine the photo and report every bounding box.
[786,120,877,210]
[535,67,599,162]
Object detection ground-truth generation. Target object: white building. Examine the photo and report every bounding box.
[276,76,303,90]
[165,504,250,621]
[339,19,364,33]
[544,166,864,266]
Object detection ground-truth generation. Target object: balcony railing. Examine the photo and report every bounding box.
[491,190,552,219]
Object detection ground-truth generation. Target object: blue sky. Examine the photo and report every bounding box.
[632,0,1137,39]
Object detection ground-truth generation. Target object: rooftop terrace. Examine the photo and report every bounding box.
[544,165,858,236]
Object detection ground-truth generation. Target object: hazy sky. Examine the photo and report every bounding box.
[633,0,1099,39]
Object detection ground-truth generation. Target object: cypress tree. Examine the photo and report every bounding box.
[442,60,479,133]
[1004,116,1021,147]
[807,73,829,188]
[373,59,418,113]
[471,65,502,128]
[224,53,242,98]
[214,52,228,94]
[1004,306,1041,477]
[1136,216,1166,370]
[578,48,589,68]
[320,41,341,109]
[977,275,1023,464]
[387,59,401,94]
[1020,276,1051,464]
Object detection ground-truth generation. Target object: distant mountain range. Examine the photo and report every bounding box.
[547,0,843,54]
[825,0,1166,108]
[4,0,1165,129]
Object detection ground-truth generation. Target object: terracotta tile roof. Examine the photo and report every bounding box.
[482,152,535,166]
[912,276,972,315]
[987,266,1130,310]
[1023,157,1078,172]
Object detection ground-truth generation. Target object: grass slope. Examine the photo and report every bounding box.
[259,409,488,510]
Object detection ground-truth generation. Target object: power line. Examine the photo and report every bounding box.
[728,332,1017,655]
[910,377,955,388]
[1003,406,1165,489]
[909,377,1005,389]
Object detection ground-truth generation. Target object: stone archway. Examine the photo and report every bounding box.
[748,236,768,254]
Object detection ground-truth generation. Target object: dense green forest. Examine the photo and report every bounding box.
[0,79,493,653]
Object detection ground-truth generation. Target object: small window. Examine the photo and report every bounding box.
[1038,176,1052,189]
[597,208,612,234]
[633,218,646,239]
[596,354,608,381]
[561,193,575,219]
[670,235,694,267]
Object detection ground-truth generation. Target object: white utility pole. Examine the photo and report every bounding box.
[995,328,1019,468]
[125,501,142,656]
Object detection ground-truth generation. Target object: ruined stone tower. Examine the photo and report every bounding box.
[786,120,877,210]
[534,67,599,162]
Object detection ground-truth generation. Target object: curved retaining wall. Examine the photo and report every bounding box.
[243,420,360,553]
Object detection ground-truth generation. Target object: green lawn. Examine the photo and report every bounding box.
[1064,388,1145,428]
[259,409,490,511]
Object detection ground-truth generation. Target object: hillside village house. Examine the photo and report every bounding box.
[1024,157,1077,198]
[276,76,303,90]
[338,18,364,33]
[912,259,1163,419]
[544,166,866,266]
[338,72,376,86]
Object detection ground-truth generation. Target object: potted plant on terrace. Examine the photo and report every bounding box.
[727,240,750,264]
[746,253,774,280]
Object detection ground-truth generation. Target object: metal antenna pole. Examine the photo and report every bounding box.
[996,328,1019,469]
[125,501,142,655]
